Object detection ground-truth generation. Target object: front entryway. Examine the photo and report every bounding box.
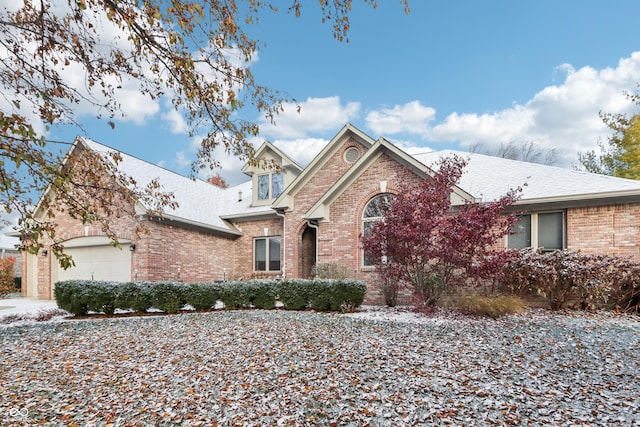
[299,225,317,279]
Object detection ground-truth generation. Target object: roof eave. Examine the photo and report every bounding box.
[149,213,242,237]
[220,209,280,221]
[511,190,640,211]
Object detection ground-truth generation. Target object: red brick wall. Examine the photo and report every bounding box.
[567,203,640,260]
[283,138,370,278]
[281,147,424,305]
[229,217,284,280]
[132,221,238,283]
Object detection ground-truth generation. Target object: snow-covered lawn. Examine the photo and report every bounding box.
[0,307,639,425]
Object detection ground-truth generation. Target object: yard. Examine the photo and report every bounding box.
[1,308,639,426]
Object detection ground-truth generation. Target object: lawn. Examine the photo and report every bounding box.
[1,309,639,426]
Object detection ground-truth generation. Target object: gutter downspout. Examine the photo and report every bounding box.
[275,209,286,278]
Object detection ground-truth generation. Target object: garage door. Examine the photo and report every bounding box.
[55,237,132,282]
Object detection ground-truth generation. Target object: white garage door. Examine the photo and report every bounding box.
[55,237,132,282]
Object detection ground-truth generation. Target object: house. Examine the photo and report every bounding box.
[19,124,640,304]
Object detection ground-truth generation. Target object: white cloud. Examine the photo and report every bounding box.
[367,52,640,167]
[273,138,328,166]
[259,96,360,139]
[161,107,189,134]
[365,101,436,136]
[175,151,192,168]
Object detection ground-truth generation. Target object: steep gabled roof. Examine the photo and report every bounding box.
[304,138,475,221]
[272,123,375,210]
[79,138,273,236]
[414,150,640,208]
[241,141,303,176]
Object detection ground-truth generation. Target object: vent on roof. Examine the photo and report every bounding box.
[344,147,360,163]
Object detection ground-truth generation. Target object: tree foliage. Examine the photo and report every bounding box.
[206,173,229,188]
[0,0,409,263]
[361,155,520,308]
[577,91,640,180]
[0,256,16,296]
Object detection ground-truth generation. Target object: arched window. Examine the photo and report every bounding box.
[362,193,393,266]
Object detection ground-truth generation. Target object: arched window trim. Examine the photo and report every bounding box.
[362,193,393,266]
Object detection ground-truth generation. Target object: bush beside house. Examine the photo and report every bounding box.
[499,249,640,312]
[54,278,367,316]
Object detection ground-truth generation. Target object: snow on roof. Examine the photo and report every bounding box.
[413,150,640,202]
[81,139,272,234]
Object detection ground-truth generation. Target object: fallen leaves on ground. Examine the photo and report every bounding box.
[0,309,638,426]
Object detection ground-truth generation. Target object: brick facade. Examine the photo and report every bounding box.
[567,203,640,259]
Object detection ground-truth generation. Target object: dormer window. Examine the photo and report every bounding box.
[258,173,283,200]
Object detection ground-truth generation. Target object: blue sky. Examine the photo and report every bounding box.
[43,0,640,188]
[3,0,640,248]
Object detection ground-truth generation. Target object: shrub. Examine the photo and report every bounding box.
[456,295,526,318]
[606,257,640,313]
[54,280,120,315]
[151,282,188,313]
[244,280,277,309]
[185,282,222,310]
[499,249,636,311]
[54,280,89,315]
[54,278,367,316]
[116,282,154,313]
[84,281,119,315]
[276,279,312,310]
[308,279,367,312]
[219,281,248,309]
[361,155,520,309]
[412,270,446,308]
[0,257,16,297]
[376,271,401,307]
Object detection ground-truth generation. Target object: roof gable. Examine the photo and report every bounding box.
[271,123,375,210]
[305,138,475,221]
[241,141,303,176]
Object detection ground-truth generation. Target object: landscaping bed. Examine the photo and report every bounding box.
[1,308,638,425]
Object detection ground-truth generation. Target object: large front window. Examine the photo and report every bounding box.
[254,237,281,271]
[508,212,565,251]
[257,173,283,200]
[362,194,393,266]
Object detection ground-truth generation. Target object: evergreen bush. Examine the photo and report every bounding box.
[54,278,367,316]
[185,282,222,310]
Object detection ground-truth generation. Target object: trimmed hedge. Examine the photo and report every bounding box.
[54,279,367,316]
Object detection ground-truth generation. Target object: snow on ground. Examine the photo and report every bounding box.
[0,296,65,328]
[1,300,639,426]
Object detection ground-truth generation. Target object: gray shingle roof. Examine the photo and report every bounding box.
[81,138,271,234]
[81,138,640,231]
[413,150,640,202]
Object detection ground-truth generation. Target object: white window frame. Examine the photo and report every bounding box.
[362,193,393,266]
[257,173,283,201]
[508,211,566,252]
[254,236,281,272]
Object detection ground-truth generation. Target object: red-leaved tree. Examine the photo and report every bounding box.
[361,155,521,308]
